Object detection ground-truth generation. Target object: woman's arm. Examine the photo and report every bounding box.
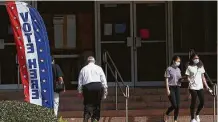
[58,77,65,92]
[58,77,63,82]
[202,74,210,89]
[185,67,192,99]
[165,78,170,96]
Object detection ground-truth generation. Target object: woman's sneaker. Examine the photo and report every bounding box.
[196,115,200,122]
[190,119,197,122]
[163,114,168,122]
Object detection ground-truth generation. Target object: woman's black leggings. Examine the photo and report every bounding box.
[189,89,204,119]
[166,86,180,121]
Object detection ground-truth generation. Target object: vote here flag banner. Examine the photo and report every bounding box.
[6,1,54,108]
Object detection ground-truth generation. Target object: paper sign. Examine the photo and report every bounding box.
[115,23,126,34]
[104,24,112,36]
[67,15,76,48]
[53,16,64,49]
[140,29,150,39]
[104,4,117,8]
[0,39,4,49]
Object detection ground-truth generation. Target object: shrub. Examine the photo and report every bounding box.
[0,100,58,122]
[58,116,68,122]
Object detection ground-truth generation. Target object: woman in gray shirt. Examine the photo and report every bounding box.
[163,55,183,122]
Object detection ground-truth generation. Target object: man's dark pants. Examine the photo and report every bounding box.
[82,82,103,122]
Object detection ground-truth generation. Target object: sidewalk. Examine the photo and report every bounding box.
[65,115,216,122]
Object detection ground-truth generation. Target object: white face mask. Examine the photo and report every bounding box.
[174,62,180,67]
[193,59,199,64]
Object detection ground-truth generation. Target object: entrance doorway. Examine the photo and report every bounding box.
[0,42,22,89]
[53,54,80,89]
[97,1,169,86]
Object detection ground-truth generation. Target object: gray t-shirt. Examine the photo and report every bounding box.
[164,66,182,86]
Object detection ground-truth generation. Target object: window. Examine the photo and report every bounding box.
[172,1,217,81]
[173,1,217,53]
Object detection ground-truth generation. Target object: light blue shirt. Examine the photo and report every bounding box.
[164,66,182,86]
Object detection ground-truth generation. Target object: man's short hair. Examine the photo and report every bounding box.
[87,56,95,63]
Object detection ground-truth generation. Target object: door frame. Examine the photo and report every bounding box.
[95,1,173,86]
[133,1,169,86]
[95,1,135,86]
[0,42,23,90]
[53,54,80,85]
[0,2,36,90]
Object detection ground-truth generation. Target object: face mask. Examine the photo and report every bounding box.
[193,59,199,64]
[174,62,180,67]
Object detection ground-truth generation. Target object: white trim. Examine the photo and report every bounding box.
[101,41,125,44]
[135,81,164,86]
[4,43,16,46]
[141,40,166,43]
[108,81,164,86]
[174,52,217,56]
[98,1,131,4]
[0,2,5,6]
[70,81,78,84]
[53,54,79,58]
[133,1,166,4]
[108,82,133,87]
[71,81,165,87]
[0,84,23,90]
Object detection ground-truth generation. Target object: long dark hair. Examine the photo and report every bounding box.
[170,55,180,65]
[189,53,203,68]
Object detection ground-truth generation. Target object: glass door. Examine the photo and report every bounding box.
[0,5,21,90]
[133,2,167,86]
[53,55,80,90]
[98,2,134,86]
[0,43,21,89]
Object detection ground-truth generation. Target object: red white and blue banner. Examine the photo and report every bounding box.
[6,1,54,108]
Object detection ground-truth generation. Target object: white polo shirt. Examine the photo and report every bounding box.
[78,62,108,93]
[185,65,205,90]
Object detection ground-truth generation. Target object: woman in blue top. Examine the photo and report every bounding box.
[163,55,183,122]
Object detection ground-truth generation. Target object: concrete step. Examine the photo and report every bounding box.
[60,88,192,97]
[60,93,214,104]
[0,88,212,97]
[59,101,214,111]
[0,91,213,103]
[63,115,216,122]
[58,108,216,118]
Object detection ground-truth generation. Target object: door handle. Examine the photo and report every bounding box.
[126,37,133,47]
[135,37,141,47]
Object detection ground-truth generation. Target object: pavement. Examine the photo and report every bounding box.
[64,115,217,122]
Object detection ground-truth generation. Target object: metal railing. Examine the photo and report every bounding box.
[213,83,217,122]
[103,50,129,122]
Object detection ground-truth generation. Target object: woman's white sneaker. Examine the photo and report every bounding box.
[196,115,200,122]
[190,119,197,122]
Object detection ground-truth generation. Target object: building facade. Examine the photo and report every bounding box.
[0,1,217,89]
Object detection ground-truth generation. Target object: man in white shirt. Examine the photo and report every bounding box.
[78,56,108,122]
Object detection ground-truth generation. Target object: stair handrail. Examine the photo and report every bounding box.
[213,83,217,122]
[102,50,129,122]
